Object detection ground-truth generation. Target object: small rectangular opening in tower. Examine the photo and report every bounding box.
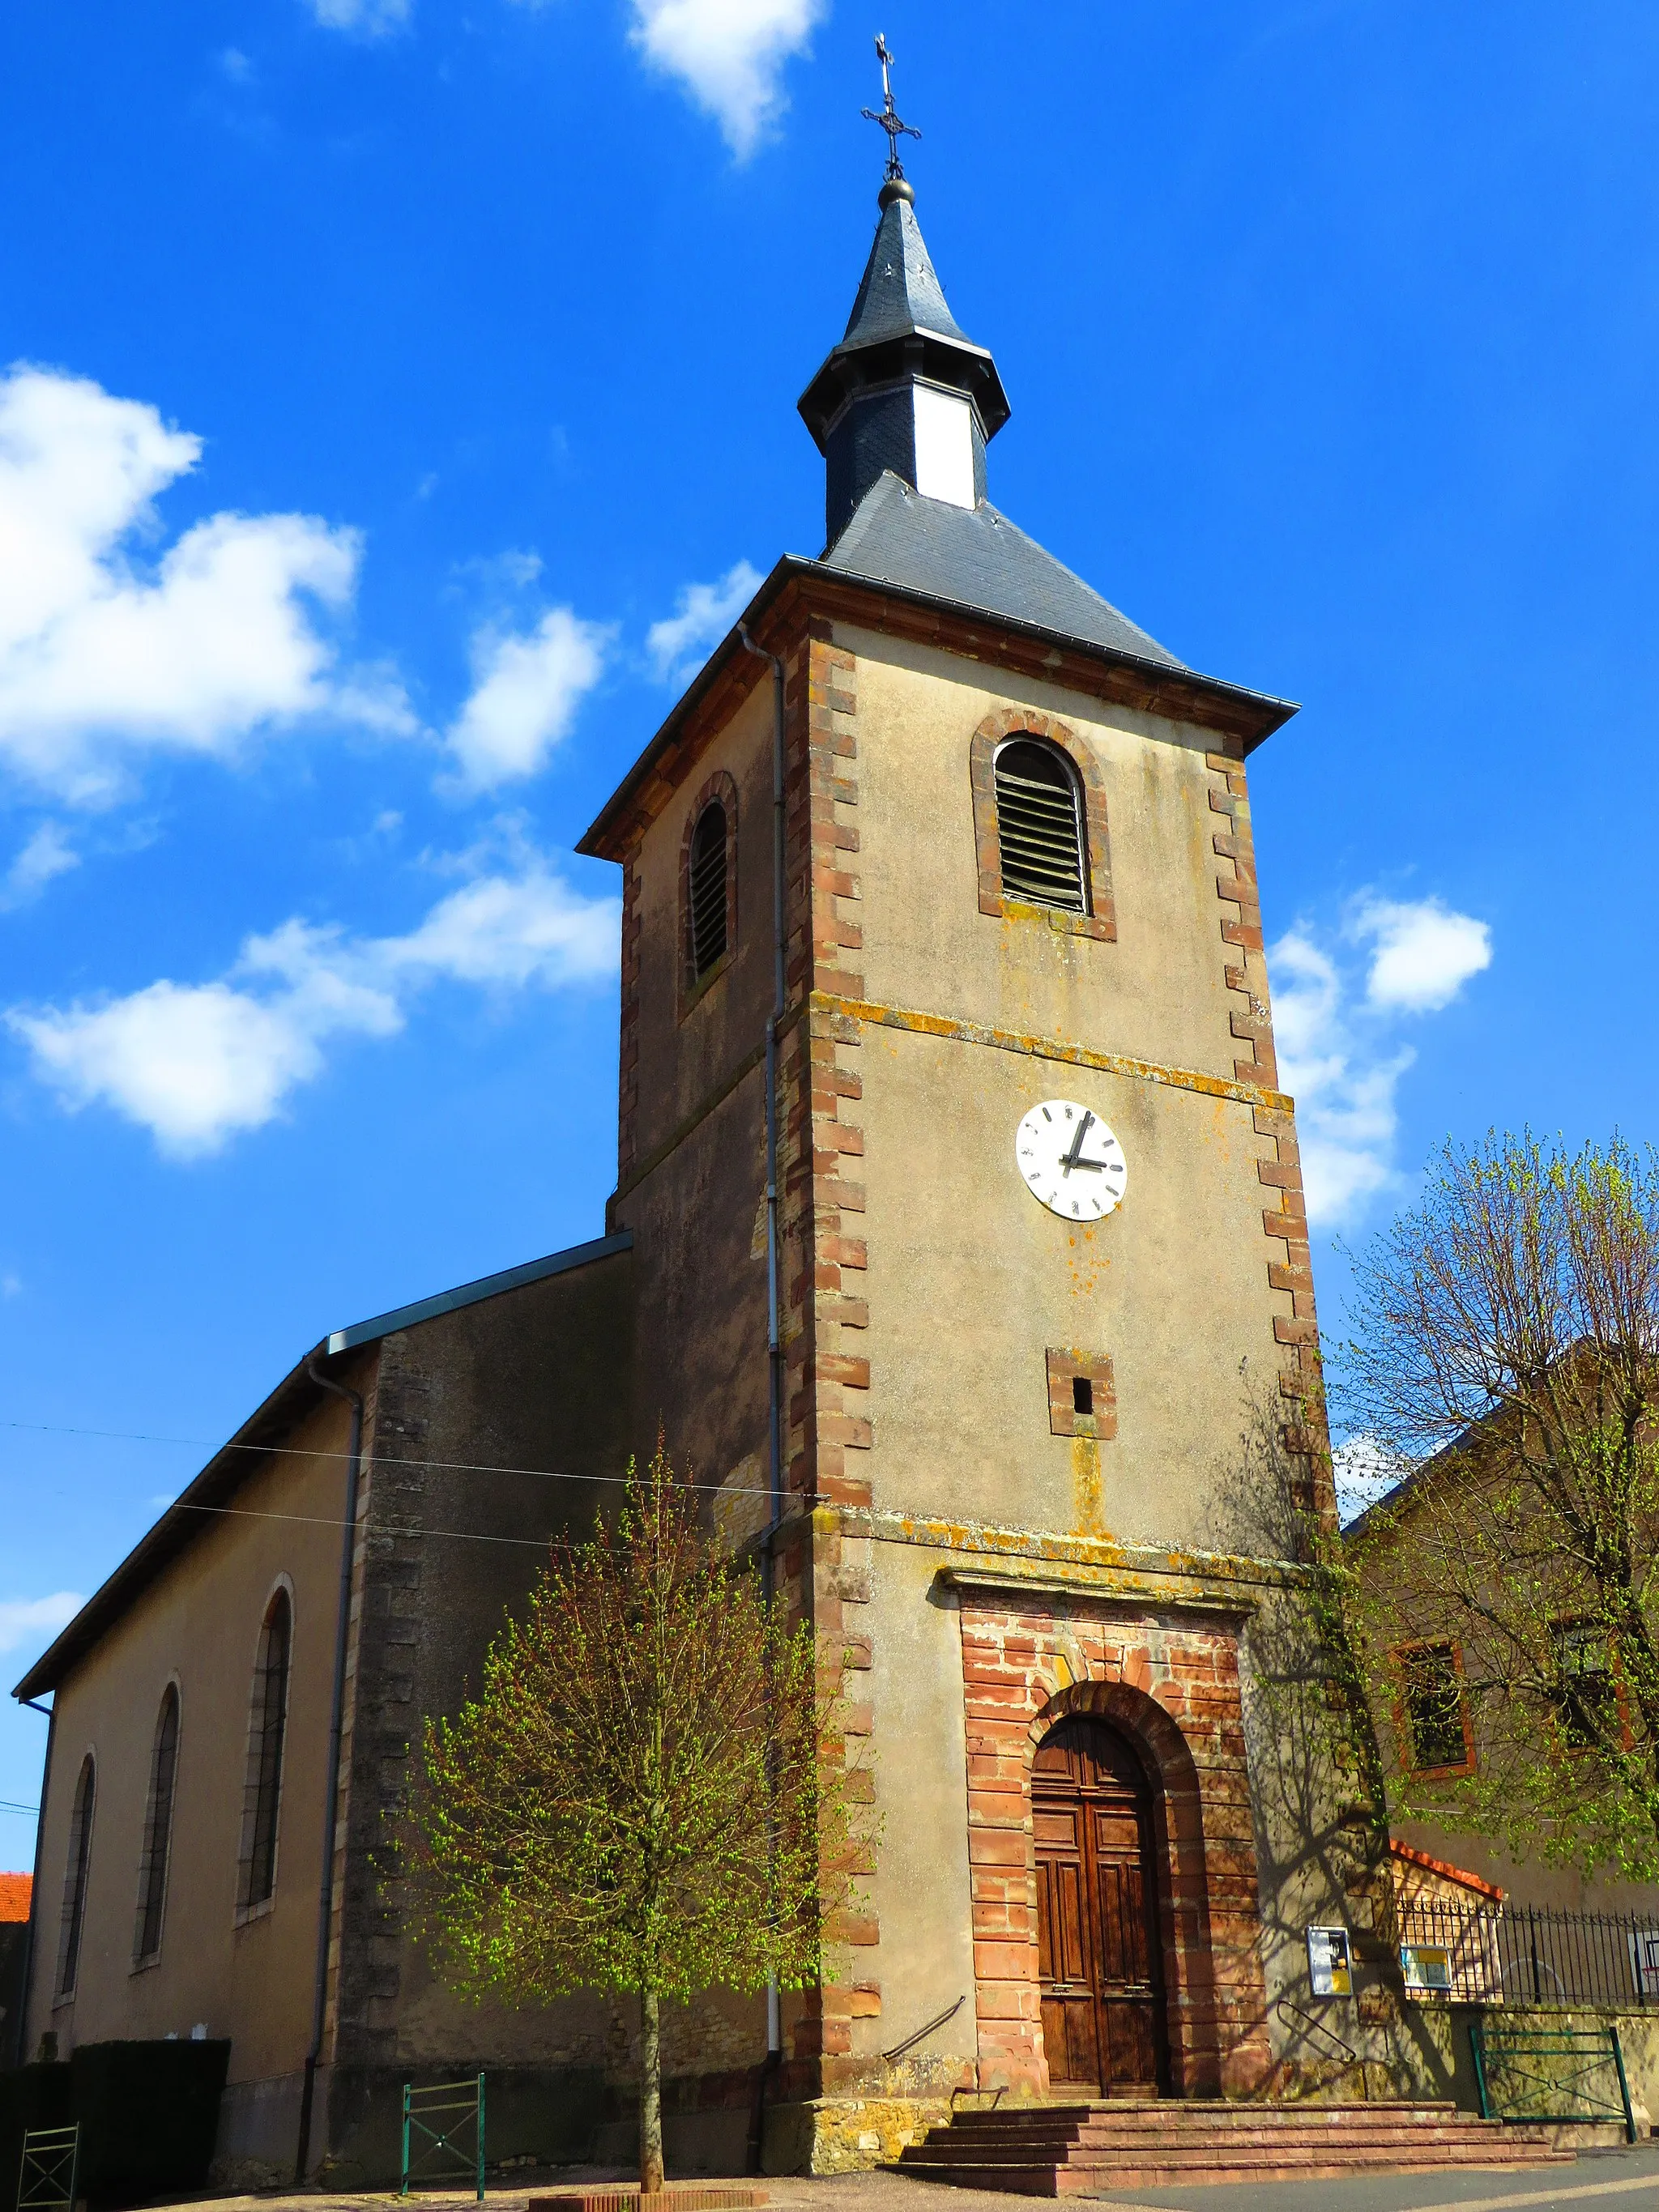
[1047,1347,1116,1439]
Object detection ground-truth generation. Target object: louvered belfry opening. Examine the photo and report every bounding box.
[689,800,729,978]
[995,738,1087,913]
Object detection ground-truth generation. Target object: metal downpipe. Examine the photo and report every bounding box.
[738,620,788,2117]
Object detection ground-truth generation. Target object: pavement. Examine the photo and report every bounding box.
[159,2147,1659,2212]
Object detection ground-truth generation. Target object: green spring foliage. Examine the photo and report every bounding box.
[403,1446,858,2009]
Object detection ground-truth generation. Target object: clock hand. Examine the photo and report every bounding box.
[1059,1110,1094,1177]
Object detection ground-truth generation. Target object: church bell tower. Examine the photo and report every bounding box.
[579,48,1338,2154]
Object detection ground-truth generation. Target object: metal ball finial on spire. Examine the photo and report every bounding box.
[861,32,920,203]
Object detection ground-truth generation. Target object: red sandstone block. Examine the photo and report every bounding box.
[817,1413,873,1448]
[967,1830,1030,1868]
[817,1124,864,1157]
[966,1805,1034,1838]
[965,1684,1036,1712]
[816,1353,871,1388]
[971,1983,1040,2022]
[964,1758,1026,1790]
[987,1917,1038,1948]
[973,1941,1035,1981]
[969,1871,1031,1904]
[822,1911,880,1946]
[815,1471,871,1509]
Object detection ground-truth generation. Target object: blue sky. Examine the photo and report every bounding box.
[2,0,1656,1842]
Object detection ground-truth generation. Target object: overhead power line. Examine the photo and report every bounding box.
[2,1421,776,1497]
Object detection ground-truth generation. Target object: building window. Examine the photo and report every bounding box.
[688,801,730,979]
[1551,1619,1617,1750]
[969,708,1115,944]
[56,1754,96,1998]
[1397,1641,1473,1775]
[1045,1347,1118,1439]
[238,1589,292,1913]
[994,738,1087,913]
[133,1686,179,1964]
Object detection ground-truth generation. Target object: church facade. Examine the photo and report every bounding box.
[14,158,1379,2183]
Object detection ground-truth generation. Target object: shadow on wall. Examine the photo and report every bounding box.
[1211,1376,1463,2107]
[0,2039,229,2210]
[316,2064,761,2189]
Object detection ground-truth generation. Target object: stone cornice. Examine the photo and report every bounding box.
[809,1502,1307,1606]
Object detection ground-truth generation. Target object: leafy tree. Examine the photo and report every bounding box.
[403,1447,860,2192]
[1341,1131,1659,1880]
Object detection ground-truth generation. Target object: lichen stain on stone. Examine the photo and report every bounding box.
[1064,1223,1107,1295]
[1071,1432,1107,1536]
[1208,1093,1235,1161]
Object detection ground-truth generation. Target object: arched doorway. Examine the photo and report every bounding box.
[1033,1715,1168,2095]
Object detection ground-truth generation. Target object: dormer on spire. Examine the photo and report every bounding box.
[799,38,1010,547]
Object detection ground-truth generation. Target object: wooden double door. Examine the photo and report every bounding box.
[1034,1716,1169,2094]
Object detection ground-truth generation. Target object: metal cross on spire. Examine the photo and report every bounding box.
[861,32,920,181]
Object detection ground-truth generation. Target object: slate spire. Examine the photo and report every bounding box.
[799,61,1009,548]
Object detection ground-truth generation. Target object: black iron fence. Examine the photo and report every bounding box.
[1395,1896,1659,2010]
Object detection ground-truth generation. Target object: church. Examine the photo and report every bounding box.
[11,106,1404,2189]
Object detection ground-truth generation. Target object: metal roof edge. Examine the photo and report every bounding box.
[803,556,1299,738]
[326,1230,633,1353]
[576,559,797,859]
[13,1230,635,1702]
[12,1346,330,1703]
[576,553,1299,859]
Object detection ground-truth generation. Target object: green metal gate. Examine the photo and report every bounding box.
[400,2073,485,2199]
[1469,2018,1636,2142]
[15,2124,79,2212]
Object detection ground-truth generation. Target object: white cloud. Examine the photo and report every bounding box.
[305,0,410,30]
[9,852,616,1157]
[1,821,79,910]
[444,607,610,792]
[1353,896,1492,1012]
[646,560,762,683]
[628,0,825,158]
[0,1592,83,1657]
[1269,893,1492,1227]
[0,364,409,805]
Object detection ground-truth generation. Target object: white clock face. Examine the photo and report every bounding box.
[1016,1100,1128,1221]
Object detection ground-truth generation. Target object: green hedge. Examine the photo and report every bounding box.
[1,2040,229,2208]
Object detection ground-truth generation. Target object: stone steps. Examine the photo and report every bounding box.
[894,2099,1572,2193]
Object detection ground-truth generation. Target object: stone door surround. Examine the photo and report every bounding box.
[952,1579,1272,2101]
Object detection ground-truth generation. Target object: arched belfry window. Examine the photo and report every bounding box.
[688,800,730,979]
[56,1754,96,1997]
[994,737,1087,914]
[133,1685,179,1963]
[238,1588,292,1912]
